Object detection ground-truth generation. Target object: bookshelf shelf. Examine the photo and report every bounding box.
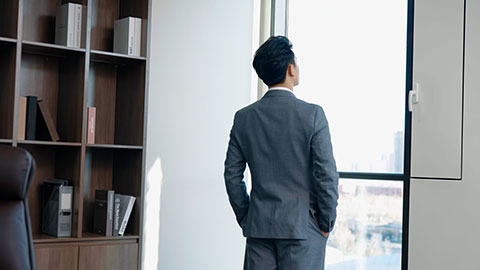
[22,0,87,46]
[20,50,85,143]
[22,40,86,57]
[88,60,145,146]
[90,0,148,54]
[0,37,17,44]
[19,144,82,239]
[83,148,143,237]
[86,144,143,150]
[5,0,150,269]
[33,232,139,244]
[80,232,140,241]
[90,50,146,64]
[18,140,82,147]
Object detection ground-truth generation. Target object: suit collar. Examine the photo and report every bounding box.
[262,89,296,99]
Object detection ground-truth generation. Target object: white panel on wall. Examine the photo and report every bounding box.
[142,0,254,269]
[410,0,464,179]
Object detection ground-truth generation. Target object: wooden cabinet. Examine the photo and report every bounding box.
[79,243,138,270]
[35,245,79,270]
[0,0,151,269]
[410,0,464,180]
[35,242,138,270]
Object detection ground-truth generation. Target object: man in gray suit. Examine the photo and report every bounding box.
[224,36,339,270]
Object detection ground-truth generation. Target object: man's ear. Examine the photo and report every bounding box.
[287,64,295,77]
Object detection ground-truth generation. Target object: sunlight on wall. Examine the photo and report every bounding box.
[142,158,163,270]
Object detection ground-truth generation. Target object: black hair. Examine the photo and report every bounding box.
[252,36,295,86]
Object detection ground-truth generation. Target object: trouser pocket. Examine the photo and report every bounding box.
[308,208,328,239]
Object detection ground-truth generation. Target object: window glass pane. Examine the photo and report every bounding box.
[288,0,408,173]
[326,179,403,270]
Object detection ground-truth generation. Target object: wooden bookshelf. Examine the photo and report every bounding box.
[1,0,151,269]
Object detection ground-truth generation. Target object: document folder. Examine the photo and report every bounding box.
[41,179,73,237]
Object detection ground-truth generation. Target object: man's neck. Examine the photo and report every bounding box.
[269,83,293,91]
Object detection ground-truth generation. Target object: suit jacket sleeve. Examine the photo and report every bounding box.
[224,112,249,228]
[311,106,339,233]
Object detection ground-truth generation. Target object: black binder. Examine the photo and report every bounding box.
[41,179,73,237]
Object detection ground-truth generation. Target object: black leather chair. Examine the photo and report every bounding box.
[0,145,36,270]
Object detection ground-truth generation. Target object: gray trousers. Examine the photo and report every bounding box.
[243,211,328,270]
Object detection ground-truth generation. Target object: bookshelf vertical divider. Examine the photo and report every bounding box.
[77,0,93,239]
[11,0,22,147]
[0,1,151,269]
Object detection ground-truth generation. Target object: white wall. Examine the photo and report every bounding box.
[142,0,254,269]
[408,0,480,269]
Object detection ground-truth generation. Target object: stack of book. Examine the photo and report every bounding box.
[114,17,144,56]
[93,190,136,237]
[55,2,83,48]
[17,96,60,141]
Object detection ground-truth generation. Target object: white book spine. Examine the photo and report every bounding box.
[72,4,77,47]
[75,4,82,48]
[118,197,135,236]
[67,4,75,47]
[134,18,141,56]
[114,17,142,55]
[132,19,136,56]
[128,18,134,55]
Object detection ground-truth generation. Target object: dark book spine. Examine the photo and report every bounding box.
[93,190,109,235]
[106,190,114,236]
[25,96,38,140]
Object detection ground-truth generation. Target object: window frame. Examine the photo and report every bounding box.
[271,0,415,269]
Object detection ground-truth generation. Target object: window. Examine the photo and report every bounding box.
[328,179,403,269]
[288,0,408,174]
[285,0,410,269]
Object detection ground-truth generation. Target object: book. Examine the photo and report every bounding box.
[141,19,147,57]
[17,96,27,140]
[25,96,38,140]
[115,194,136,236]
[74,4,82,48]
[114,17,142,56]
[93,190,115,236]
[113,194,120,236]
[134,18,141,56]
[87,107,96,144]
[37,100,60,141]
[55,3,82,48]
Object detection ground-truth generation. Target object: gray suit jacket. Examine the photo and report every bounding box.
[224,89,339,239]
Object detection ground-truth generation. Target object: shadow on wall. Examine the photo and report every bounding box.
[142,157,164,270]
